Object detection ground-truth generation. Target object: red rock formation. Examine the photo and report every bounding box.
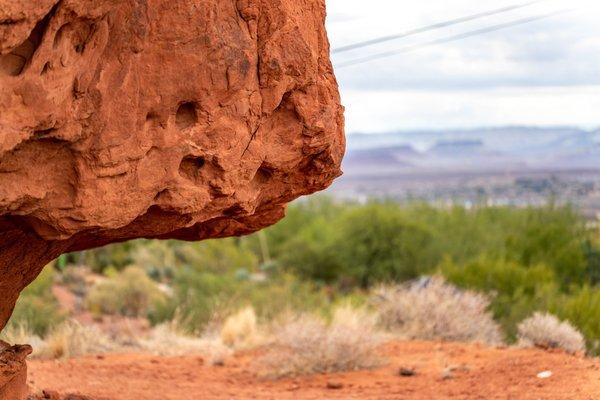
[0,0,344,395]
[0,342,31,399]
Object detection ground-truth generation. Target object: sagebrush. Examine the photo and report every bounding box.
[258,305,384,378]
[517,312,586,354]
[373,277,503,345]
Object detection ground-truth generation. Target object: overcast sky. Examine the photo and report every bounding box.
[326,0,600,133]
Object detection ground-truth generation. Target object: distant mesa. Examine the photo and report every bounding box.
[428,140,485,154]
[344,145,419,168]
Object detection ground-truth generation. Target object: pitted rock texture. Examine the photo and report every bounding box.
[0,342,31,400]
[0,0,344,332]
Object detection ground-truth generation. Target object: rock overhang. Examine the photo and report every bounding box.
[0,0,344,331]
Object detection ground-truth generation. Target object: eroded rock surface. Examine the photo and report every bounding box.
[0,0,344,335]
[0,342,31,399]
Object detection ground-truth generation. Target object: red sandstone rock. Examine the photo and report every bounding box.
[0,3,343,394]
[0,342,31,399]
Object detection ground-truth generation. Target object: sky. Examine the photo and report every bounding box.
[326,0,600,133]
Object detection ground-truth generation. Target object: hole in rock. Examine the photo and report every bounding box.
[0,7,54,76]
[33,128,56,139]
[53,24,70,48]
[53,20,92,56]
[145,112,161,128]
[41,61,51,75]
[223,204,245,217]
[179,155,206,181]
[253,163,275,184]
[175,102,199,130]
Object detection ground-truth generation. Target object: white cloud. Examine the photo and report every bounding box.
[326,0,600,131]
[343,86,600,133]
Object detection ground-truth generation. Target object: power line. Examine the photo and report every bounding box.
[336,10,569,69]
[332,1,545,54]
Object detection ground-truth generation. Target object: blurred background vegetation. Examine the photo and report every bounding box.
[7,197,600,355]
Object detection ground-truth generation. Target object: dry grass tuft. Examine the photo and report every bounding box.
[0,323,44,355]
[517,312,586,354]
[258,305,384,378]
[39,320,114,359]
[220,307,262,350]
[136,323,232,365]
[373,277,503,345]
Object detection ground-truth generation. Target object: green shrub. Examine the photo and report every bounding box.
[254,196,346,261]
[170,268,333,334]
[133,240,178,282]
[550,285,600,355]
[328,203,438,287]
[79,242,138,273]
[440,257,559,339]
[85,266,167,319]
[269,200,594,290]
[173,238,259,274]
[170,268,235,332]
[279,202,438,287]
[412,204,591,286]
[5,266,63,336]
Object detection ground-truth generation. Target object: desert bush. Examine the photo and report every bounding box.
[258,305,384,378]
[373,277,503,345]
[85,266,168,318]
[517,312,586,354]
[39,320,113,359]
[5,266,64,336]
[169,269,236,332]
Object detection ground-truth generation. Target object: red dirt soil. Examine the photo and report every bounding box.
[28,341,600,400]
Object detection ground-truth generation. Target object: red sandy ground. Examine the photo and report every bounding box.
[28,341,600,400]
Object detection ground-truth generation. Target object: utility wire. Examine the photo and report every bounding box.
[332,0,545,54]
[337,10,569,68]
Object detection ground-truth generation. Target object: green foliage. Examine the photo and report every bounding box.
[254,198,599,353]
[260,200,595,289]
[258,196,347,261]
[272,202,438,287]
[440,257,559,339]
[79,242,137,273]
[6,266,63,336]
[331,204,437,287]
[170,268,334,334]
[172,238,259,274]
[85,266,168,319]
[550,286,600,355]
[132,240,178,282]
[15,196,598,356]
